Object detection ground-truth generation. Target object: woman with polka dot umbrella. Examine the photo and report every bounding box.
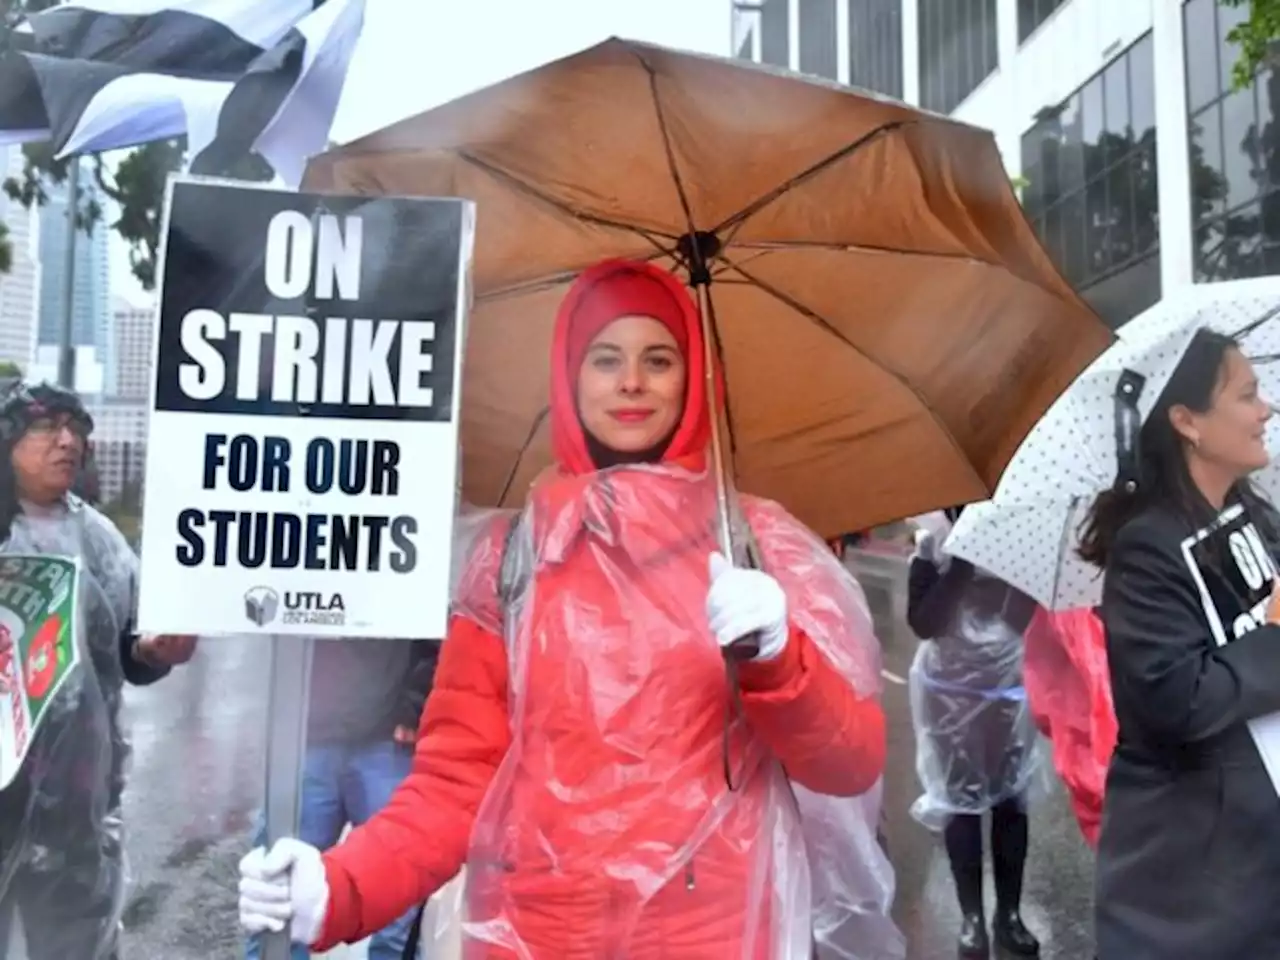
[944,278,1280,959]
[944,276,1280,611]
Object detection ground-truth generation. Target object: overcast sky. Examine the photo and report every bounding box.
[111,0,732,304]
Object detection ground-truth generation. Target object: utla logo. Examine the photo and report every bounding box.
[284,592,345,612]
[244,586,279,626]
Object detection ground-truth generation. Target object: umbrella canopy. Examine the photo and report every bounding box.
[946,277,1280,608]
[305,37,1110,538]
[991,277,1280,509]
[946,498,1098,609]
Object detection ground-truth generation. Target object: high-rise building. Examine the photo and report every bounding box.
[733,0,905,99]
[112,299,154,399]
[38,157,113,391]
[83,396,148,504]
[0,146,41,371]
[733,0,1270,331]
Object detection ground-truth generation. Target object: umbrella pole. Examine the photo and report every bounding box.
[692,278,760,783]
[693,282,735,559]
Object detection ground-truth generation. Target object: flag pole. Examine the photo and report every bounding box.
[56,159,79,389]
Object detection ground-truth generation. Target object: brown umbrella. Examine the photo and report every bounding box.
[305,38,1112,540]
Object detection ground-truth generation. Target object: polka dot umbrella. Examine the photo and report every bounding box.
[945,277,1280,610]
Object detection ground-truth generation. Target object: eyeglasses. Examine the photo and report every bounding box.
[26,415,89,443]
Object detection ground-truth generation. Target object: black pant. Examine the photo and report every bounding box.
[943,796,1029,916]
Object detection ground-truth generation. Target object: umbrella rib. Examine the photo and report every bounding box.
[1230,302,1280,341]
[454,150,680,244]
[476,249,675,303]
[730,238,1000,267]
[727,257,984,492]
[1050,495,1082,609]
[710,120,915,240]
[632,49,697,237]
[498,406,551,506]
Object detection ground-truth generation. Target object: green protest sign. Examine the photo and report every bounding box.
[0,555,80,790]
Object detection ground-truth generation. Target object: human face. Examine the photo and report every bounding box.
[10,413,88,505]
[576,314,687,455]
[1175,347,1272,480]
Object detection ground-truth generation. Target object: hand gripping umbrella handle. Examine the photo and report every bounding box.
[724,632,762,660]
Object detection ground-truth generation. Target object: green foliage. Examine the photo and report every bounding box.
[0,361,21,378]
[0,222,10,275]
[1222,0,1280,90]
[4,141,273,292]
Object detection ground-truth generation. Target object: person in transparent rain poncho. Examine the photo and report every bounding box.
[238,259,902,959]
[906,508,1044,960]
[0,382,197,960]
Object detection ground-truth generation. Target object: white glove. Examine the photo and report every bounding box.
[706,551,789,661]
[238,838,329,946]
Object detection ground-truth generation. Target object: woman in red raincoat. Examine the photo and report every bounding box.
[1023,607,1115,849]
[237,260,889,959]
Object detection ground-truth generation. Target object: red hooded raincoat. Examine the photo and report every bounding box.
[314,261,888,958]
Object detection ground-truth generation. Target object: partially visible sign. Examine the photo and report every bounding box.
[1181,503,1277,646]
[1182,502,1280,798]
[0,554,81,790]
[138,178,473,639]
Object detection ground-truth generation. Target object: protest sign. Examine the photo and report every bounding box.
[1181,502,1280,797]
[138,177,474,639]
[0,555,80,790]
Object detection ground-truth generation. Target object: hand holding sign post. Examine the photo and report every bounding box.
[139,177,473,960]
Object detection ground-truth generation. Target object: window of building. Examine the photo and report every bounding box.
[1183,0,1280,281]
[919,0,998,115]
[1017,0,1068,45]
[799,0,838,81]
[761,0,790,68]
[1020,33,1159,329]
[849,0,903,98]
[733,1,758,61]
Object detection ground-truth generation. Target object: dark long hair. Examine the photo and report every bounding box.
[1078,328,1249,568]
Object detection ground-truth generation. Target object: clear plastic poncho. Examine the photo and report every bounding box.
[908,541,1046,831]
[0,497,136,959]
[446,463,901,959]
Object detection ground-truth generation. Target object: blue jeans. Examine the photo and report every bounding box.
[246,740,419,960]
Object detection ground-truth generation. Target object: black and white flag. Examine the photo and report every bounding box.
[0,0,363,185]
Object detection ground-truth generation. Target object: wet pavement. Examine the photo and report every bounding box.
[109,551,1095,959]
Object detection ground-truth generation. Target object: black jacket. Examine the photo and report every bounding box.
[1095,501,1280,959]
[118,630,170,687]
[907,556,975,640]
[306,637,442,745]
